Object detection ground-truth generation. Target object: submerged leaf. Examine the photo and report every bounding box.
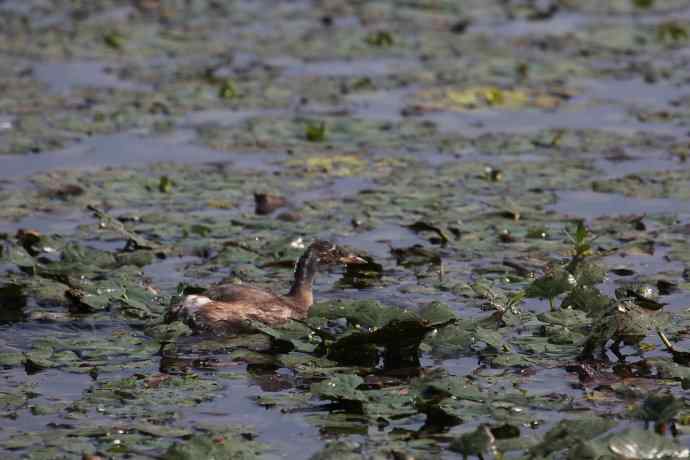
[569,259,606,287]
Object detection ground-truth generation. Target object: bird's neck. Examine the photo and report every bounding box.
[287,250,319,310]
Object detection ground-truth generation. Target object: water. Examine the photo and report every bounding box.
[550,191,689,219]
[0,132,232,181]
[33,61,151,94]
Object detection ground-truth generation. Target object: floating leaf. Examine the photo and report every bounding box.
[365,31,394,47]
[412,86,566,112]
[561,286,613,314]
[405,221,450,244]
[326,331,379,367]
[530,417,616,457]
[615,283,664,310]
[636,392,683,424]
[311,374,367,403]
[657,21,689,43]
[336,256,383,289]
[632,0,655,8]
[87,205,164,252]
[0,239,35,269]
[248,320,315,353]
[450,426,496,458]
[391,244,441,267]
[525,267,575,308]
[163,429,262,460]
[298,154,366,176]
[608,429,689,459]
[418,301,457,324]
[159,176,174,193]
[309,441,364,460]
[309,299,413,329]
[103,30,126,49]
[218,79,238,99]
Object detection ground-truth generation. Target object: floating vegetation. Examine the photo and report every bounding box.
[304,120,327,142]
[1,0,690,458]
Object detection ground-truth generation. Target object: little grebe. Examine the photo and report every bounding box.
[169,240,365,333]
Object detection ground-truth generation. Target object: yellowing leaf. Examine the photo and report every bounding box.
[447,89,481,108]
[414,86,568,112]
[291,154,367,176]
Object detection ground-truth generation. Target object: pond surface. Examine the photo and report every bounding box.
[1,0,690,458]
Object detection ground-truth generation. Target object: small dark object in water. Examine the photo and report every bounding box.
[44,184,84,199]
[254,193,288,215]
[277,211,302,222]
[450,18,471,34]
[658,330,690,366]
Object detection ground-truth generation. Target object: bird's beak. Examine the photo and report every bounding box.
[339,254,368,265]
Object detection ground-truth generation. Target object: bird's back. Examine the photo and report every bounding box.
[169,283,303,333]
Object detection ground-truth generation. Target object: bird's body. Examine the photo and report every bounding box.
[168,241,364,333]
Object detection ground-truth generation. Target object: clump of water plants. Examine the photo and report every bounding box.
[522,222,675,360]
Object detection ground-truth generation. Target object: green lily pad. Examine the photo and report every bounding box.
[163,429,263,460]
[311,374,367,403]
[608,429,689,459]
[530,417,617,457]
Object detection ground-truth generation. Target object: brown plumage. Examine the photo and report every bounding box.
[168,241,365,334]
